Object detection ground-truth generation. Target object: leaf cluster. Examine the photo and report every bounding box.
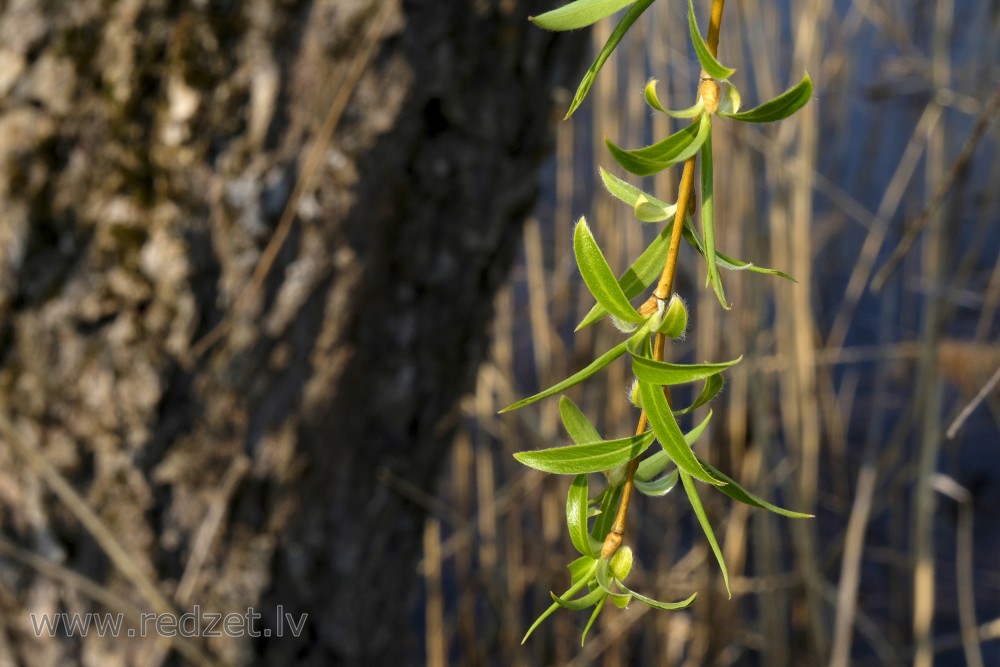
[509,0,815,643]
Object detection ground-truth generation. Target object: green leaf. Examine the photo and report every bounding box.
[632,354,742,386]
[500,337,630,412]
[673,373,725,415]
[680,470,731,597]
[698,459,814,518]
[634,194,677,223]
[643,78,667,112]
[577,174,678,329]
[639,381,723,485]
[595,556,616,594]
[681,215,795,280]
[514,431,656,474]
[569,555,598,584]
[568,474,601,556]
[565,0,656,118]
[522,561,597,643]
[591,483,622,541]
[719,81,741,114]
[636,411,712,481]
[608,591,633,608]
[700,123,729,309]
[606,115,709,176]
[559,396,602,444]
[687,0,735,80]
[552,586,606,611]
[635,470,679,496]
[581,595,608,645]
[531,0,636,31]
[575,218,644,323]
[644,79,705,118]
[600,167,673,209]
[714,251,796,280]
[720,72,813,123]
[620,582,697,610]
[522,600,561,644]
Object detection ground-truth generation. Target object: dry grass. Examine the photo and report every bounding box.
[422,1,1000,664]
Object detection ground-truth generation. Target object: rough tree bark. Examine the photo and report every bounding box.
[0,1,582,665]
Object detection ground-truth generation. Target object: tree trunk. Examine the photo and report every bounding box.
[0,1,582,665]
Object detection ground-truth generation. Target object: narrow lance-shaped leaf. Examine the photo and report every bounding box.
[568,474,601,556]
[680,470,731,597]
[531,0,636,31]
[551,586,606,611]
[687,0,736,80]
[639,381,723,485]
[501,322,649,411]
[568,555,597,585]
[575,217,644,323]
[595,556,616,594]
[681,214,795,280]
[581,595,608,645]
[602,167,677,222]
[635,469,678,496]
[606,115,709,177]
[673,373,725,415]
[644,79,705,118]
[577,209,674,328]
[636,410,712,481]
[720,72,813,123]
[698,458,814,518]
[600,167,671,209]
[700,124,729,309]
[712,250,796,279]
[634,194,677,223]
[521,559,599,644]
[620,582,697,610]
[559,396,602,444]
[565,0,655,118]
[607,590,632,608]
[514,431,656,475]
[632,354,742,386]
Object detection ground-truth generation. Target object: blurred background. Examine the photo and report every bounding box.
[0,1,998,666]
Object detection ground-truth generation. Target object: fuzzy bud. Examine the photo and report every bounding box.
[628,378,642,409]
[699,78,721,115]
[655,294,688,338]
[610,546,634,581]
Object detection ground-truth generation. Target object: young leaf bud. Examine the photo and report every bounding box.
[628,378,642,408]
[699,78,721,115]
[610,545,633,581]
[656,294,688,338]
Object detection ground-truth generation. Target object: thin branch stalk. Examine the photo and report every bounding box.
[601,0,727,558]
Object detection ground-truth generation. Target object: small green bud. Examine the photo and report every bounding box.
[628,378,642,408]
[656,294,688,338]
[610,546,633,581]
